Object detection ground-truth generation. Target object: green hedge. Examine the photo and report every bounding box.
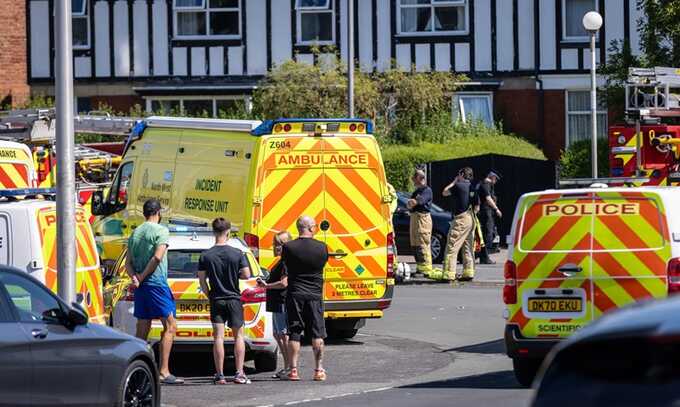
[382,135,546,190]
[558,139,609,179]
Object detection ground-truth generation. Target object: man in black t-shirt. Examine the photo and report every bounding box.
[478,171,502,264]
[198,218,252,385]
[442,167,477,281]
[283,215,329,382]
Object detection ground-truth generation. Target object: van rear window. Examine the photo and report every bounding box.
[168,250,201,278]
[518,197,592,253]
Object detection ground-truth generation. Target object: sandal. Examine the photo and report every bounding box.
[160,374,184,385]
[287,367,300,381]
[313,368,327,381]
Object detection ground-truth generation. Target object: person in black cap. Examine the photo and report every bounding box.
[478,171,502,264]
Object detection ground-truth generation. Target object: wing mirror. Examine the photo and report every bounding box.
[67,302,89,326]
[91,190,107,216]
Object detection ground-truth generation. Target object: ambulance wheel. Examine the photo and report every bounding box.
[431,233,445,264]
[254,351,278,373]
[512,358,541,388]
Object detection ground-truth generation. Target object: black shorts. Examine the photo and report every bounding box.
[286,296,326,341]
[209,298,244,329]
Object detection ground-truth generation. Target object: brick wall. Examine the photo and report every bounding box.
[0,1,29,107]
[495,89,566,161]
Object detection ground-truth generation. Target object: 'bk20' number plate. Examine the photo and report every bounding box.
[527,298,582,313]
[178,302,210,314]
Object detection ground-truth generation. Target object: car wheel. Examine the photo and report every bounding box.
[431,233,445,264]
[512,358,541,388]
[254,351,278,373]
[118,359,157,407]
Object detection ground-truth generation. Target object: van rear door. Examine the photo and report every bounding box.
[256,135,327,269]
[36,206,104,323]
[510,192,595,340]
[321,137,389,305]
[590,190,670,315]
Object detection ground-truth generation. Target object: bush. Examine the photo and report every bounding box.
[382,126,546,190]
[559,139,609,179]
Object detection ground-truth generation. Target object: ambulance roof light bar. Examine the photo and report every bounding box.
[145,116,262,132]
[252,118,373,136]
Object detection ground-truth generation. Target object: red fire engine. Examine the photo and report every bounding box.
[609,67,680,186]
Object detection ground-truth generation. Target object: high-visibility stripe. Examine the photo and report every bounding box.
[324,177,385,245]
[0,165,18,188]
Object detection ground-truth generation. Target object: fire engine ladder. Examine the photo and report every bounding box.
[0,108,138,188]
[625,67,680,176]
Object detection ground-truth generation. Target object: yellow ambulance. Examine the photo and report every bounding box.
[92,117,394,337]
[0,141,36,189]
[0,188,105,323]
[504,186,680,386]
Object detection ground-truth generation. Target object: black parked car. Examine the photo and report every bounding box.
[392,192,452,264]
[532,296,680,407]
[0,266,159,407]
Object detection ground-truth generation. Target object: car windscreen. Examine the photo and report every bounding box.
[533,337,680,407]
[167,250,201,278]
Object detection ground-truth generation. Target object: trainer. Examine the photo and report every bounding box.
[126,198,183,385]
[284,216,329,382]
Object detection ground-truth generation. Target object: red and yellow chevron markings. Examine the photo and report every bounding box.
[256,134,389,302]
[0,163,30,188]
[507,191,670,339]
[37,207,105,323]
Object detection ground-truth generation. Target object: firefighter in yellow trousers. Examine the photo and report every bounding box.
[407,170,435,276]
[441,167,477,281]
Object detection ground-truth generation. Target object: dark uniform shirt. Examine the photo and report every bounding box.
[449,180,474,216]
[478,180,496,217]
[410,186,433,213]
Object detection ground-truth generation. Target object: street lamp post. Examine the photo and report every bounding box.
[55,0,76,303]
[583,11,603,179]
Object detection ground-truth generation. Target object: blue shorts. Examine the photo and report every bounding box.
[272,307,288,335]
[133,284,176,320]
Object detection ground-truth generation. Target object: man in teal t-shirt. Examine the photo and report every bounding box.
[125,199,183,385]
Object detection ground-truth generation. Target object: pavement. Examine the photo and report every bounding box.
[397,249,506,287]
[161,279,532,407]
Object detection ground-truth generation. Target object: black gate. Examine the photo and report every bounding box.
[428,154,556,247]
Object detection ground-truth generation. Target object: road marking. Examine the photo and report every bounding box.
[274,387,393,405]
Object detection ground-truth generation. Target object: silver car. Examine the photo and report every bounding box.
[0,266,160,407]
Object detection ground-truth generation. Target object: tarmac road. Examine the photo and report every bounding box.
[162,280,532,407]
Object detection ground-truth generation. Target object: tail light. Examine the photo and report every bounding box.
[386,232,395,279]
[241,286,266,303]
[503,260,517,304]
[123,284,136,301]
[668,258,680,294]
[244,233,259,261]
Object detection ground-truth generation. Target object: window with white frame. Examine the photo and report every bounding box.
[72,0,90,49]
[562,0,596,41]
[453,93,493,126]
[296,0,334,45]
[146,97,249,117]
[566,90,607,146]
[398,0,468,35]
[173,0,241,39]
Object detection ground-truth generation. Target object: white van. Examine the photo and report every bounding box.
[0,189,104,323]
[504,186,680,386]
